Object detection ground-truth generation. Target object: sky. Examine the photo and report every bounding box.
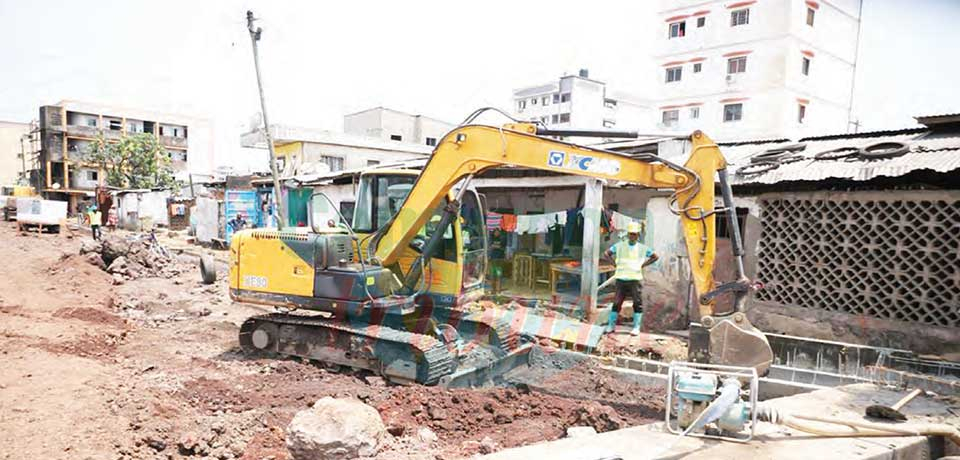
[0,0,958,169]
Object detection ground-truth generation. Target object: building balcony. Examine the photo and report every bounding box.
[159,135,188,149]
[64,125,100,139]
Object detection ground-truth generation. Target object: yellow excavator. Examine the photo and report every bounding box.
[229,113,773,385]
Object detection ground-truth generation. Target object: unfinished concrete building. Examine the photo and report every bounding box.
[37,100,212,210]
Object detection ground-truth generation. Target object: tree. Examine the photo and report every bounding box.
[87,133,177,189]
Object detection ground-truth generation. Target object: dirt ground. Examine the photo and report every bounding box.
[0,223,663,460]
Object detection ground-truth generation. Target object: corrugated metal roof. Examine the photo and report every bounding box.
[726,131,960,185]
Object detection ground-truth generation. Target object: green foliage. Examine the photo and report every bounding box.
[87,134,177,189]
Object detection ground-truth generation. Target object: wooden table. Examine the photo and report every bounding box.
[550,261,615,295]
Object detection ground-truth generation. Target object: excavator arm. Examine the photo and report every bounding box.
[371,123,773,374]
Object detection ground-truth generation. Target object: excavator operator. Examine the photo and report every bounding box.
[603,221,659,336]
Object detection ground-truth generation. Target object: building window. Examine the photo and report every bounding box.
[723,103,743,122]
[603,120,616,128]
[517,100,526,110]
[552,93,560,103]
[321,155,344,172]
[551,114,559,123]
[86,118,98,128]
[665,66,682,83]
[84,170,98,181]
[690,107,700,119]
[807,8,815,26]
[108,120,122,131]
[802,57,811,75]
[531,97,538,106]
[727,56,747,74]
[560,93,572,103]
[662,109,679,126]
[367,160,381,167]
[697,16,706,27]
[693,63,702,73]
[559,113,571,123]
[425,137,437,146]
[730,9,749,27]
[542,96,549,105]
[604,99,617,108]
[669,21,686,38]
[390,134,402,141]
[798,104,807,124]
[540,116,548,123]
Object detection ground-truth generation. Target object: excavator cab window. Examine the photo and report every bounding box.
[353,174,416,232]
[459,190,486,289]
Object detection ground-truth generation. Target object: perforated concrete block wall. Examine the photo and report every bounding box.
[755,191,960,327]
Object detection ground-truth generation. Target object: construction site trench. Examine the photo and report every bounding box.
[0,222,675,460]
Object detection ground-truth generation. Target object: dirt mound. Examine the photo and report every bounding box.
[41,331,128,361]
[79,235,182,280]
[374,385,654,455]
[53,306,127,328]
[537,360,666,414]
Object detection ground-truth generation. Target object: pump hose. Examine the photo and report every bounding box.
[755,405,960,446]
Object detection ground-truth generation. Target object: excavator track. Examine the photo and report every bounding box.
[239,312,456,385]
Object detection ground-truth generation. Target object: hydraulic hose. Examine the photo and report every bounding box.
[756,406,960,446]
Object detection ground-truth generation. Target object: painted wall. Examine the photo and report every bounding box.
[0,121,30,185]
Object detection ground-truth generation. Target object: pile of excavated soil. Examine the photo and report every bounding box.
[374,384,661,456]
[79,235,182,281]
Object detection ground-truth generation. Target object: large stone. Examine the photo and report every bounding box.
[286,397,386,459]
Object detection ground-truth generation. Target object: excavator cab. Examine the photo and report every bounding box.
[349,169,487,305]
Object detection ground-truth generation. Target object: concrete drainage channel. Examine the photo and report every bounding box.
[502,333,960,402]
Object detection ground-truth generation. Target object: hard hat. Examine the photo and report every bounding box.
[626,221,641,234]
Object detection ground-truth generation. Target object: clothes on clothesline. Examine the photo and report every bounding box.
[515,211,566,235]
[486,212,503,231]
[501,214,517,232]
[610,211,643,234]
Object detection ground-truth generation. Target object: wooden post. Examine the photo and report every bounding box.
[580,178,604,322]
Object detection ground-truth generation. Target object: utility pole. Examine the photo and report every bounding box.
[246,10,286,229]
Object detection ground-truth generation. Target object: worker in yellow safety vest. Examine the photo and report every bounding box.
[602,221,658,335]
[87,205,103,241]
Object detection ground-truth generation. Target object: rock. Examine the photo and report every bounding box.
[286,397,386,459]
[197,306,212,317]
[178,433,199,454]
[107,256,128,274]
[478,436,497,454]
[565,426,598,438]
[112,274,125,285]
[84,252,106,269]
[427,405,448,421]
[385,424,404,437]
[417,427,438,445]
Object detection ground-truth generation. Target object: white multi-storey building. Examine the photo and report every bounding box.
[653,0,862,140]
[512,70,651,132]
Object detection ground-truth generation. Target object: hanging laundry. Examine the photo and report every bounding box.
[501,214,517,232]
[564,207,582,245]
[486,212,503,231]
[611,211,641,234]
[516,214,534,234]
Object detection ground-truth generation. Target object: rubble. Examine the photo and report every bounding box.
[286,397,387,459]
[79,234,179,280]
